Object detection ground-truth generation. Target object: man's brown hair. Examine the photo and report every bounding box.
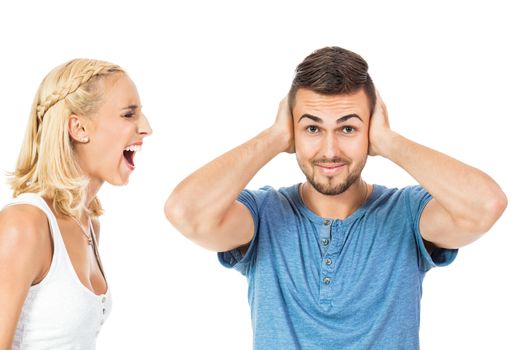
[288,47,376,113]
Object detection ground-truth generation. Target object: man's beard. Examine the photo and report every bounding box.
[300,157,366,196]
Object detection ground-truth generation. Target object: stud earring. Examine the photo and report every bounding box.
[81,137,89,143]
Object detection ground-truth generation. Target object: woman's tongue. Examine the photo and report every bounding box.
[123,150,135,167]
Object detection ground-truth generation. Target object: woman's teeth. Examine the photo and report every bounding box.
[124,144,142,152]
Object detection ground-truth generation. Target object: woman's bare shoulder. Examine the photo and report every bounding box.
[0,204,50,257]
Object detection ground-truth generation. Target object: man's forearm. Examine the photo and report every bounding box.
[165,127,288,234]
[381,131,506,231]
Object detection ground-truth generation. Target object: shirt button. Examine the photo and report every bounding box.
[321,238,329,246]
[323,219,331,225]
[102,308,106,315]
[323,277,331,285]
[325,258,332,266]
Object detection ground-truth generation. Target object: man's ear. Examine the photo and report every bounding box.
[68,114,89,143]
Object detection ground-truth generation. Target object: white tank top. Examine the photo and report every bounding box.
[6,193,112,350]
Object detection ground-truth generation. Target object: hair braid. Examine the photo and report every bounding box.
[10,58,125,219]
[36,63,121,120]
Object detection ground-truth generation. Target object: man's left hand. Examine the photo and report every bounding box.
[368,90,393,157]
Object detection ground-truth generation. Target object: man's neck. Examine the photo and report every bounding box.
[300,179,371,220]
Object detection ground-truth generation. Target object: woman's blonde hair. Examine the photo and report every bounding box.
[9,58,125,219]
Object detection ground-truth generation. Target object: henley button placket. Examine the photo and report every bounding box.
[319,219,335,302]
[320,219,331,254]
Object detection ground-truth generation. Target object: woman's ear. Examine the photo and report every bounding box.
[68,114,89,143]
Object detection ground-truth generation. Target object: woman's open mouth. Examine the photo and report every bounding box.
[123,144,142,170]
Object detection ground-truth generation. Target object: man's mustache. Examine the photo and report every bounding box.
[312,158,350,165]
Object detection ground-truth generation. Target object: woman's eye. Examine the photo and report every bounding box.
[306,126,319,133]
[123,112,135,119]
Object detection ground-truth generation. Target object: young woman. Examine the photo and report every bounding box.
[0,59,152,349]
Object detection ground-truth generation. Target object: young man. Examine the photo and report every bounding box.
[165,47,507,349]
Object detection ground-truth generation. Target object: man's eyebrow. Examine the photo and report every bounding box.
[298,114,322,123]
[337,114,363,123]
[298,113,363,123]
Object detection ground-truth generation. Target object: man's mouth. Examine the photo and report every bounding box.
[313,160,348,175]
[123,144,142,169]
[316,163,345,168]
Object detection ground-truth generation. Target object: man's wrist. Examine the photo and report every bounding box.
[375,130,401,160]
[264,126,293,153]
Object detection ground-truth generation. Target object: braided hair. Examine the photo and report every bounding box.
[10,59,124,219]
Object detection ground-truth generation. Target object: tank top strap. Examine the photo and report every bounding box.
[5,192,66,255]
[7,193,112,347]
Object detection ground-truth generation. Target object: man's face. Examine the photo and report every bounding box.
[292,88,371,195]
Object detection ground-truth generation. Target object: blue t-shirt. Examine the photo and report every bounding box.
[219,184,458,350]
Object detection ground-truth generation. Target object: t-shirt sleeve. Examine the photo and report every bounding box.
[404,185,458,272]
[217,187,270,276]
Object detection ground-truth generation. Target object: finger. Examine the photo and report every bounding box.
[375,88,383,104]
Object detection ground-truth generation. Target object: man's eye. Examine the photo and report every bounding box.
[306,126,319,133]
[342,126,354,134]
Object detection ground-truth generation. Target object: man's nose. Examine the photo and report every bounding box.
[321,133,339,159]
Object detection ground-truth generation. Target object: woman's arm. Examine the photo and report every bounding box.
[0,205,51,349]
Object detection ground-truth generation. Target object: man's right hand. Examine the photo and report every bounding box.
[270,96,295,154]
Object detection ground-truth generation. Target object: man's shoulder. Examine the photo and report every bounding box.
[242,184,298,201]
[238,184,300,215]
[368,184,430,215]
[371,184,426,199]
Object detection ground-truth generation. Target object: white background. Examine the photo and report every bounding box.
[1,1,523,349]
